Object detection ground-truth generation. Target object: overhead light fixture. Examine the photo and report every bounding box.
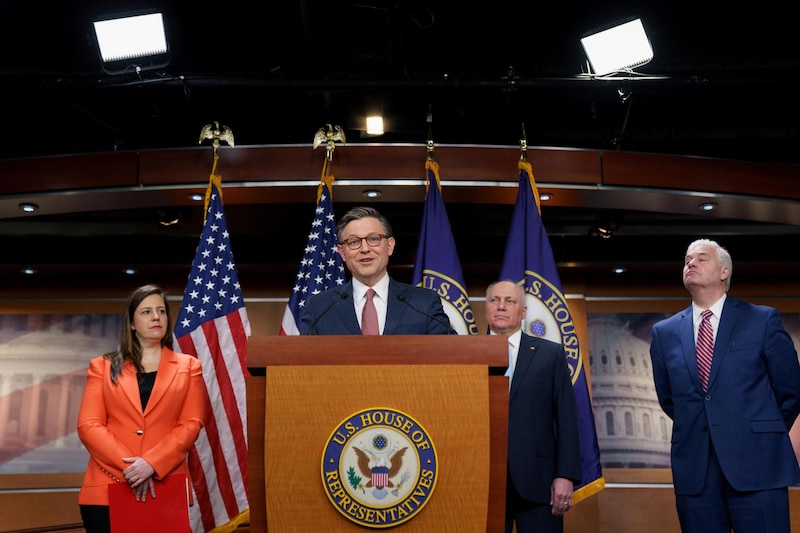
[580,18,653,76]
[188,193,204,201]
[366,115,385,136]
[589,213,622,239]
[123,268,138,275]
[363,189,382,199]
[93,11,170,75]
[22,268,36,275]
[699,202,718,212]
[539,192,553,201]
[158,209,181,227]
[19,202,39,213]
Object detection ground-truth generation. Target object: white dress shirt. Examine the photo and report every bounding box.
[352,274,390,334]
[692,293,726,346]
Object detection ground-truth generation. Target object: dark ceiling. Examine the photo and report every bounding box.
[2,2,800,292]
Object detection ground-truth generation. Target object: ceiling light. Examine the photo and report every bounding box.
[613,267,626,274]
[22,268,36,275]
[19,202,39,213]
[366,116,384,135]
[589,213,622,239]
[699,202,717,212]
[158,209,181,226]
[363,190,382,199]
[539,192,553,201]
[580,18,653,76]
[188,193,204,201]
[93,12,170,75]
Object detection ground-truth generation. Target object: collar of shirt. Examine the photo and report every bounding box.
[507,329,522,368]
[352,274,390,331]
[491,328,523,376]
[692,293,726,341]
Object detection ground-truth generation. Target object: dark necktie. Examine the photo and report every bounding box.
[696,309,714,390]
[361,288,379,335]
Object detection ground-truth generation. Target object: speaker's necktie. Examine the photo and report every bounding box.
[696,309,714,390]
[361,288,379,335]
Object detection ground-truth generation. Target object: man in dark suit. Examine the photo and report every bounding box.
[300,206,452,335]
[486,280,581,533]
[650,238,800,533]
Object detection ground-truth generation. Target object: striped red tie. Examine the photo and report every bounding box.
[361,288,379,335]
[696,309,714,390]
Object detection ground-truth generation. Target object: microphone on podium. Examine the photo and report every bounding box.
[307,292,349,334]
[396,293,455,334]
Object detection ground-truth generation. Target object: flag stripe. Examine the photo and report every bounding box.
[188,441,215,531]
[174,175,250,532]
[208,313,249,511]
[179,315,240,530]
[194,319,241,520]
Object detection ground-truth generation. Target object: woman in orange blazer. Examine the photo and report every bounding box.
[77,284,204,533]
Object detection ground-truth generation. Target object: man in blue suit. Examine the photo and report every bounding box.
[300,206,452,335]
[486,280,581,533]
[650,238,800,533]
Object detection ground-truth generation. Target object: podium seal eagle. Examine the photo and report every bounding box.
[321,407,438,528]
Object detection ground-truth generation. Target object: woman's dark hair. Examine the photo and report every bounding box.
[104,284,174,383]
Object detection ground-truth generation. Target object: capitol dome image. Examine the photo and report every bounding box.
[588,313,672,468]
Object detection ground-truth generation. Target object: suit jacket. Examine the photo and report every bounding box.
[507,333,582,503]
[299,278,453,335]
[650,297,800,494]
[77,346,204,505]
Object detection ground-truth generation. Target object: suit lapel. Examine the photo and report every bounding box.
[332,283,361,334]
[707,297,739,389]
[510,335,536,400]
[119,362,143,413]
[384,280,405,335]
[144,346,178,416]
[678,306,702,390]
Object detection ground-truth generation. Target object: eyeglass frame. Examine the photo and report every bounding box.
[340,233,391,250]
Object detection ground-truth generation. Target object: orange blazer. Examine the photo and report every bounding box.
[77,347,204,505]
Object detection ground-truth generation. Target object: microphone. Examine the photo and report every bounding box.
[307,292,348,334]
[396,293,455,334]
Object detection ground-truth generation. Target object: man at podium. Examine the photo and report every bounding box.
[486,280,581,533]
[300,206,452,335]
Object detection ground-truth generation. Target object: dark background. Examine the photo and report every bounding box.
[2,1,799,290]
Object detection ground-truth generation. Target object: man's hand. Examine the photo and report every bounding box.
[549,477,573,516]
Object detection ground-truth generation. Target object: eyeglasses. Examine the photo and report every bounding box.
[341,233,389,250]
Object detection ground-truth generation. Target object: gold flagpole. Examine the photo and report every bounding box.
[198,121,235,222]
[312,124,346,201]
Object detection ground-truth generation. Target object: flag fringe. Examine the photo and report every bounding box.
[518,159,541,215]
[572,476,606,505]
[203,171,223,224]
[317,163,335,202]
[424,159,441,193]
[205,508,250,533]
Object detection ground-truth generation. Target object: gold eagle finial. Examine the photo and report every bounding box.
[312,124,346,160]
[199,121,235,157]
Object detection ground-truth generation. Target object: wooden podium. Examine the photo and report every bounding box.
[246,335,509,532]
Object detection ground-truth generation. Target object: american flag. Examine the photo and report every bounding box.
[279,174,346,335]
[173,173,251,532]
